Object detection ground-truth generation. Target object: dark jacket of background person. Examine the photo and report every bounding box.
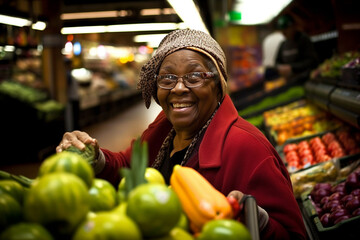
[275,14,318,81]
[276,31,318,77]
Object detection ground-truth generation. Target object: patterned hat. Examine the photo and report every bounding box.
[138,29,228,108]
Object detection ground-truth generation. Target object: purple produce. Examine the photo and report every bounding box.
[352,208,360,216]
[329,208,349,223]
[331,182,346,194]
[312,188,332,203]
[333,215,350,225]
[323,200,341,213]
[341,194,355,205]
[329,192,345,201]
[320,213,331,227]
[345,196,360,212]
[351,188,360,197]
[345,172,360,192]
[320,196,330,207]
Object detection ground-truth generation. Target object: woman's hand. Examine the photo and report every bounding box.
[227,190,269,232]
[227,190,245,202]
[56,130,99,159]
[277,64,292,78]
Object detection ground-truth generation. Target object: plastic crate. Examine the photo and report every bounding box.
[279,128,360,174]
[301,192,360,240]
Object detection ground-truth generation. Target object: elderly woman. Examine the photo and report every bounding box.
[57,29,306,239]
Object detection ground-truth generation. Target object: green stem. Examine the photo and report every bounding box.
[0,170,33,188]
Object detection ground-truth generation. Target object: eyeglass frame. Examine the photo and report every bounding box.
[155,72,216,90]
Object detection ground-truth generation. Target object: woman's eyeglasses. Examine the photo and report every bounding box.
[156,72,215,90]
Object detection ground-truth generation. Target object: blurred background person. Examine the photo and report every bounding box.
[275,14,319,83]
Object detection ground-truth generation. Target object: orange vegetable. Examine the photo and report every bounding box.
[170,165,233,233]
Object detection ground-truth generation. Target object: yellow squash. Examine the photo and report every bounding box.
[170,165,233,233]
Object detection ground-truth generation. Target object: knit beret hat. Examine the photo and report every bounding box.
[138,29,228,108]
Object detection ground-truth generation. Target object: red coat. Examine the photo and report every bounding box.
[98,95,306,239]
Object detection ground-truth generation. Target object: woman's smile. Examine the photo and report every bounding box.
[157,50,220,133]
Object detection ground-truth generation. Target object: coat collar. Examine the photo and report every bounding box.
[198,95,239,169]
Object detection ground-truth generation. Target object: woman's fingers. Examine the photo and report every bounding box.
[56,131,97,153]
[227,190,244,202]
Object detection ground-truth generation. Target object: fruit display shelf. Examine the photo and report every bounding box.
[301,195,360,240]
[290,153,360,199]
[305,79,360,129]
[277,127,360,174]
[263,99,343,146]
[299,168,360,240]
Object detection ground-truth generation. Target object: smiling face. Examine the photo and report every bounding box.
[157,49,221,136]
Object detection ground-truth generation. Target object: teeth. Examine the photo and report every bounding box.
[173,103,192,108]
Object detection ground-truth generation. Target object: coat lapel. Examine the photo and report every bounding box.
[198,95,239,169]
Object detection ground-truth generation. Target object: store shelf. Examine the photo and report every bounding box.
[305,79,360,129]
[330,87,360,114]
[328,103,360,128]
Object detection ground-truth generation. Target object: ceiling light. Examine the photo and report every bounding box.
[61,11,121,20]
[61,26,107,34]
[140,8,176,16]
[32,21,46,31]
[61,22,184,34]
[0,14,46,30]
[167,0,208,33]
[61,8,176,21]
[231,0,292,25]
[134,34,168,48]
[107,23,181,32]
[0,14,31,27]
[4,45,15,52]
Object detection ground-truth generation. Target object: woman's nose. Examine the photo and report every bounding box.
[171,78,189,91]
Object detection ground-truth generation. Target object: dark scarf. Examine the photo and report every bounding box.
[151,108,218,169]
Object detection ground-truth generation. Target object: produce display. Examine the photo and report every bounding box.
[291,155,360,198]
[0,80,47,103]
[0,80,64,122]
[263,100,343,145]
[0,139,252,240]
[238,86,305,117]
[310,51,360,79]
[305,166,360,231]
[34,100,65,122]
[283,128,360,173]
[341,57,360,85]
